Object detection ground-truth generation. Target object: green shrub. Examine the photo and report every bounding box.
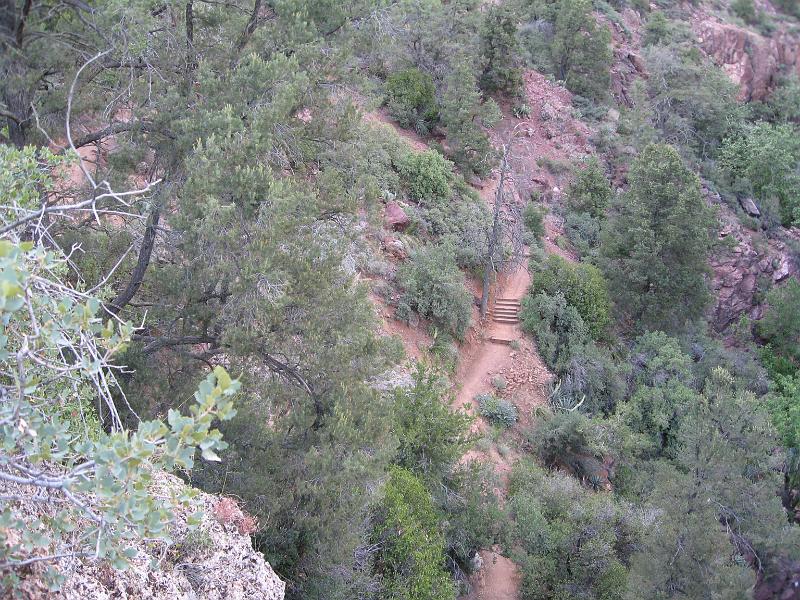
[398,245,473,338]
[774,0,800,16]
[373,468,456,600]
[600,144,715,333]
[765,373,800,449]
[566,157,611,219]
[523,203,546,242]
[507,459,643,600]
[521,291,590,373]
[399,149,452,204]
[552,0,613,101]
[513,103,532,119]
[393,366,473,478]
[537,156,571,174]
[0,148,240,592]
[757,279,800,365]
[564,211,602,258]
[386,68,439,133]
[531,255,611,339]
[643,12,670,46]
[491,375,508,391]
[476,394,518,427]
[719,122,800,227]
[732,0,758,23]
[642,45,744,159]
[480,4,524,95]
[551,343,628,415]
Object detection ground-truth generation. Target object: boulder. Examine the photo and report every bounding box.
[384,200,410,231]
[739,197,761,217]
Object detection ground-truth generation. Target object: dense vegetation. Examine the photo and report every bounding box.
[2,0,799,598]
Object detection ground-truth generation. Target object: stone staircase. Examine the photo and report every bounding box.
[488,298,521,345]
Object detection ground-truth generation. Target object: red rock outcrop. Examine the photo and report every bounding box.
[694,17,800,101]
[710,203,798,330]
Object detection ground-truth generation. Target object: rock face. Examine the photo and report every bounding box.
[710,206,798,331]
[694,17,800,101]
[6,472,285,600]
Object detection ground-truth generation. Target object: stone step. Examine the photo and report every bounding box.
[489,337,513,345]
[492,318,520,324]
[495,299,521,305]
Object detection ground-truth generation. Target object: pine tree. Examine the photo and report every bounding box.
[551,0,613,101]
[600,144,715,333]
[480,4,523,95]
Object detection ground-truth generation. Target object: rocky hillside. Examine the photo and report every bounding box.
[3,473,284,599]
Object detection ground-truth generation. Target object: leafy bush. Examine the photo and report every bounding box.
[507,459,643,600]
[393,366,473,478]
[386,68,439,133]
[566,157,611,219]
[531,255,611,339]
[399,149,453,204]
[774,0,800,16]
[551,0,613,101]
[757,279,800,365]
[764,373,800,449]
[0,147,238,591]
[491,375,508,391]
[600,144,714,333]
[480,4,524,95]
[564,210,602,258]
[476,394,518,427]
[521,291,590,373]
[412,182,492,270]
[523,203,546,242]
[643,11,671,46]
[732,0,758,23]
[372,468,456,600]
[553,343,628,415]
[719,122,800,226]
[642,45,743,159]
[440,58,501,176]
[398,245,473,338]
[513,103,532,119]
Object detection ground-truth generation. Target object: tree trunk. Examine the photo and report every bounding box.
[480,138,514,317]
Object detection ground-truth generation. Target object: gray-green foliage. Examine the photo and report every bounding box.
[476,394,518,427]
[393,366,473,478]
[508,460,643,600]
[521,291,590,373]
[0,147,237,592]
[628,368,800,598]
[551,0,613,101]
[518,0,613,102]
[566,158,611,219]
[398,245,473,338]
[757,278,800,364]
[399,149,453,203]
[386,68,440,133]
[719,121,800,226]
[641,45,743,158]
[480,3,524,95]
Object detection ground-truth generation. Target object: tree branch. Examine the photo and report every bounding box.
[104,203,161,317]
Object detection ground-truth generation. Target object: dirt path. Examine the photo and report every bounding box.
[456,257,553,600]
[363,103,557,600]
